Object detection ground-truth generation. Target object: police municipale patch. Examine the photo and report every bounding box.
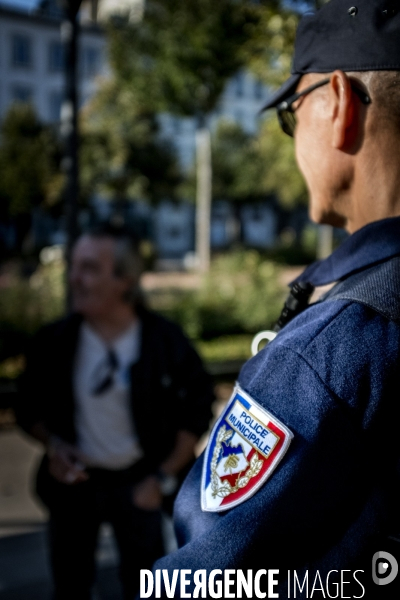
[201,384,293,512]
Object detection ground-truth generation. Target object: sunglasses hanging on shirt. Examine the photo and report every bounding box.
[91,348,119,396]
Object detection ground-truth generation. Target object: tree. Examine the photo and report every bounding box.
[181,118,306,208]
[108,0,266,117]
[0,104,64,251]
[93,1,324,265]
[106,0,272,270]
[257,116,307,208]
[80,80,181,204]
[241,2,299,89]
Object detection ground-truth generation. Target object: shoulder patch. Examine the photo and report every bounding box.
[201,384,293,512]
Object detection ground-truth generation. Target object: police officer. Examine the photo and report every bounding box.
[148,1,400,597]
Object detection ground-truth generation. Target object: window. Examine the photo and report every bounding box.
[12,85,33,103]
[168,226,182,239]
[49,91,63,122]
[172,116,181,134]
[48,41,65,73]
[12,34,32,68]
[254,81,264,100]
[82,46,100,77]
[234,73,244,98]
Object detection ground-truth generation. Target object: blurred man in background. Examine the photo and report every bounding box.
[15,224,214,600]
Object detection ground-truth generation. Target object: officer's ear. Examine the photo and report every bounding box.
[329,70,355,150]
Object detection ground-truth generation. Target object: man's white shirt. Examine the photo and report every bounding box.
[74,320,144,470]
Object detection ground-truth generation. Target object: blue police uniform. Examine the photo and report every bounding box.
[149,216,400,598]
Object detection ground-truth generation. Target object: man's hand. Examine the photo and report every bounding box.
[130,430,199,510]
[132,475,162,510]
[47,436,89,485]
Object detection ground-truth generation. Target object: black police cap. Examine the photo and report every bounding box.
[263,0,400,110]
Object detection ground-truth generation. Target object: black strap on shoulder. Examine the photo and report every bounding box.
[273,281,315,332]
[323,256,400,323]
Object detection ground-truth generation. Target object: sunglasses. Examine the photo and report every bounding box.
[276,78,371,137]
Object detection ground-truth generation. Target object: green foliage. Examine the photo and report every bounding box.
[210,121,268,200]
[87,0,312,208]
[179,121,260,200]
[244,2,330,88]
[257,115,307,207]
[0,259,65,339]
[210,117,307,206]
[105,0,320,118]
[0,104,64,218]
[159,250,285,339]
[242,3,299,89]
[195,334,253,363]
[80,81,181,203]
[107,0,268,117]
[301,223,319,257]
[180,117,307,207]
[0,251,285,369]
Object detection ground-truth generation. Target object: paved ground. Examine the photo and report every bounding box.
[0,521,167,599]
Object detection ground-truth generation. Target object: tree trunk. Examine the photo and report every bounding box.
[195,123,212,272]
[60,0,82,310]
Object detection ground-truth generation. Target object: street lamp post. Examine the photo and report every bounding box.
[59,0,82,308]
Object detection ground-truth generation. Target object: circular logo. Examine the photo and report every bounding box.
[372,551,399,586]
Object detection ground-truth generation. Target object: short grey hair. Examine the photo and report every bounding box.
[348,70,400,131]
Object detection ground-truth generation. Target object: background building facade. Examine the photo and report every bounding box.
[0,2,106,124]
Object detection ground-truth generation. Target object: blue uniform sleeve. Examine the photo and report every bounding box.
[145,340,396,598]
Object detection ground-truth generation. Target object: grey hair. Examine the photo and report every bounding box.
[347,70,400,131]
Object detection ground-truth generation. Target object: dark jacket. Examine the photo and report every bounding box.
[16,307,214,496]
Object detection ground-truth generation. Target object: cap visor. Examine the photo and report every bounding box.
[261,74,301,111]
